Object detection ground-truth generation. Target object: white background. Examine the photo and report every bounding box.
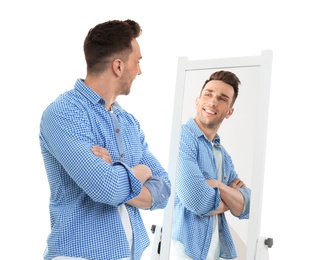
[1,1,314,259]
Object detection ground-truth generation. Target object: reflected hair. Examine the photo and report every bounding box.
[200,70,241,106]
[84,19,142,75]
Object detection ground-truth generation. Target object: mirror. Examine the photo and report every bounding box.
[159,51,273,259]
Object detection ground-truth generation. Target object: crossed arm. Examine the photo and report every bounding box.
[206,178,246,217]
[91,146,153,209]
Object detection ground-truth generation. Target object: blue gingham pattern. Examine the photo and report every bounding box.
[172,118,250,260]
[39,79,171,260]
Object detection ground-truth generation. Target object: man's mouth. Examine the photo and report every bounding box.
[204,108,216,115]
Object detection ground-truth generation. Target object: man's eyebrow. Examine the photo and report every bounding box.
[220,93,230,99]
[204,89,230,99]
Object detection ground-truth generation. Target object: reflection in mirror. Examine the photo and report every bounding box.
[159,51,273,260]
[171,69,251,260]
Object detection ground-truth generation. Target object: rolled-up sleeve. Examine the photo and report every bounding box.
[237,187,251,219]
[143,176,171,210]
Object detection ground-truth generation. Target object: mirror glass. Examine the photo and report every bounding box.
[159,51,273,260]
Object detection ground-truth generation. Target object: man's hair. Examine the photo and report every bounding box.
[83,19,142,75]
[200,70,241,106]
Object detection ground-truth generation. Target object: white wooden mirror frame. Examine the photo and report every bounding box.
[158,50,273,260]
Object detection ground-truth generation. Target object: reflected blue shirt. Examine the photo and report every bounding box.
[39,79,171,260]
[172,118,251,260]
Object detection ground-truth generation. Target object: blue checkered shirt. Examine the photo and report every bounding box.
[172,118,251,260]
[39,79,171,260]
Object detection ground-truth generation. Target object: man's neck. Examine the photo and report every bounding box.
[84,74,118,110]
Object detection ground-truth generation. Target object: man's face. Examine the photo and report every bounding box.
[195,80,235,131]
[119,38,142,95]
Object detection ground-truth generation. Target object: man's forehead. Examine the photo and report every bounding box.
[203,81,234,96]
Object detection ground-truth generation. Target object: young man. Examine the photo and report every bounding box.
[171,71,251,260]
[39,20,171,260]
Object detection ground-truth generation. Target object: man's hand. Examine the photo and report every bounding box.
[208,200,229,216]
[206,179,221,189]
[131,164,152,184]
[91,145,113,164]
[229,178,246,189]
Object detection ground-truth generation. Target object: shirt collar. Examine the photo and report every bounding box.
[186,117,221,146]
[74,79,123,112]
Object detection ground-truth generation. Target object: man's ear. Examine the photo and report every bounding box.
[195,97,200,109]
[112,59,124,76]
[225,107,234,119]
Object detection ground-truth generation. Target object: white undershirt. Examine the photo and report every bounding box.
[118,204,133,252]
[207,144,222,259]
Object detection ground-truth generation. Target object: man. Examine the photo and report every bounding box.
[39,20,171,260]
[171,70,251,260]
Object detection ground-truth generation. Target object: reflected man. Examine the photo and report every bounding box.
[171,70,251,260]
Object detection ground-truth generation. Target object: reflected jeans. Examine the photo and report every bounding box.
[170,240,220,260]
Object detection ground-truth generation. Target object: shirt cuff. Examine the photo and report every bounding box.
[237,187,251,219]
[143,176,171,210]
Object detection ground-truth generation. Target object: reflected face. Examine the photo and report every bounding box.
[119,38,142,95]
[195,80,234,132]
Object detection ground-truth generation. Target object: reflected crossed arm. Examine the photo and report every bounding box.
[206,178,246,217]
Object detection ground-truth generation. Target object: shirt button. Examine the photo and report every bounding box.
[223,176,227,180]
[120,153,124,158]
[116,129,120,133]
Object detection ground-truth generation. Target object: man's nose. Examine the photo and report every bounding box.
[208,97,217,107]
